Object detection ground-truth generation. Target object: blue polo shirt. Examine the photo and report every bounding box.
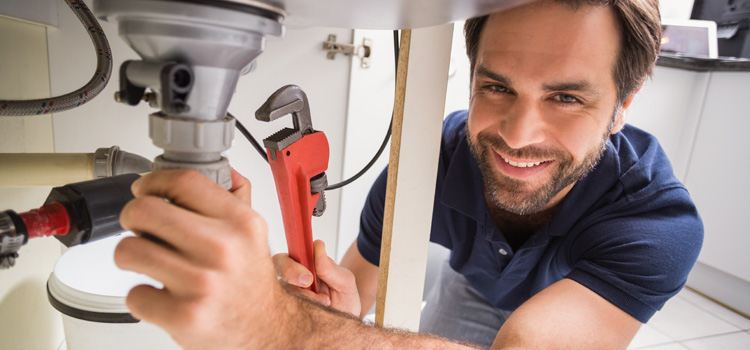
[357,110,703,323]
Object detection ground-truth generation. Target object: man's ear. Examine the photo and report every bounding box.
[611,86,641,134]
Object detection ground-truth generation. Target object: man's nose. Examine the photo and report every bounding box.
[497,98,546,150]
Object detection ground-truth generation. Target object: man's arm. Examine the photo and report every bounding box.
[281,243,642,349]
[291,294,480,349]
[491,278,641,349]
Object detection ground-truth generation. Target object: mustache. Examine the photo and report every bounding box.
[475,130,566,161]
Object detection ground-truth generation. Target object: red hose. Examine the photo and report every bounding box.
[19,202,71,239]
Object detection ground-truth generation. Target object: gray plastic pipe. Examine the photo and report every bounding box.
[0,146,151,186]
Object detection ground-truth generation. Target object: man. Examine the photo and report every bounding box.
[115,0,703,349]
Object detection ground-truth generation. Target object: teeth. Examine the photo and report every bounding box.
[503,157,543,168]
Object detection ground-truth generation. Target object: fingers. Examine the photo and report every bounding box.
[112,169,289,348]
[229,168,252,206]
[119,196,221,264]
[131,169,243,219]
[126,285,178,326]
[115,236,200,294]
[273,253,314,288]
[273,253,332,307]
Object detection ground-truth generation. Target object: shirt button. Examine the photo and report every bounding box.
[498,248,508,256]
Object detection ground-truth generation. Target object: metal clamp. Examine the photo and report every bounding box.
[323,34,373,68]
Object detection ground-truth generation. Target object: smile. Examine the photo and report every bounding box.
[499,154,550,168]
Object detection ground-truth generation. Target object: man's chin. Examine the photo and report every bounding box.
[488,191,551,215]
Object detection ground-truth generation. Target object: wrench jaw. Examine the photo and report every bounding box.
[263,128,303,160]
[255,84,316,160]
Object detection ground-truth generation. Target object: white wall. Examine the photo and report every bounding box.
[660,0,696,20]
[0,16,65,350]
[0,0,58,27]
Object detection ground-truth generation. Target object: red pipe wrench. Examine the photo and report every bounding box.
[256,85,328,293]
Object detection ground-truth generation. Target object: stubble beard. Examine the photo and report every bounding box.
[466,122,612,216]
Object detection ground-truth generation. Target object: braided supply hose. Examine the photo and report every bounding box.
[0,0,112,116]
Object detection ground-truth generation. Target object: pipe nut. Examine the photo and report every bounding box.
[152,156,232,190]
[149,113,235,154]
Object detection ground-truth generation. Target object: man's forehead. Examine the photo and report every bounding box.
[481,2,618,49]
[475,1,620,87]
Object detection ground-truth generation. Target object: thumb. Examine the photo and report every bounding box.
[229,168,252,206]
[273,253,314,288]
[313,240,348,289]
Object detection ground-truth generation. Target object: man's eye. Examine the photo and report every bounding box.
[554,94,579,103]
[487,85,509,93]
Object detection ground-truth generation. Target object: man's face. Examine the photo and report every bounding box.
[467,1,629,215]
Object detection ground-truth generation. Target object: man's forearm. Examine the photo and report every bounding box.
[283,293,481,350]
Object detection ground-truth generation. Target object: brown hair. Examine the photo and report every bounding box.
[464,0,661,105]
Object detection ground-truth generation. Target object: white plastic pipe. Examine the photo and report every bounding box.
[0,153,94,186]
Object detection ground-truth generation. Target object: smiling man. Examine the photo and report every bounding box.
[116,0,704,349]
[334,0,703,348]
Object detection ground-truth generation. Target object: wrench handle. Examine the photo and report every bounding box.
[267,132,329,293]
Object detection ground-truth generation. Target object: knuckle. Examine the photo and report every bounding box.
[172,301,203,331]
[241,212,268,235]
[342,269,357,286]
[120,197,160,227]
[119,200,138,230]
[226,199,253,218]
[171,169,205,189]
[191,270,218,296]
[208,236,235,265]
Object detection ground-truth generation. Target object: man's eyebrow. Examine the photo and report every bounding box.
[543,81,600,96]
[475,65,512,86]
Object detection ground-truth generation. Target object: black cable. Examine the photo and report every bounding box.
[232,30,400,190]
[325,30,399,190]
[232,113,269,163]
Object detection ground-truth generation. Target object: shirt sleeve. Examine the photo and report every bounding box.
[565,188,704,323]
[356,166,389,266]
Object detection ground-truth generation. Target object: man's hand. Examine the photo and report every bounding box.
[273,240,362,317]
[114,169,296,349]
[113,169,475,350]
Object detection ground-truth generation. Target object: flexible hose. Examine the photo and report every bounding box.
[0,0,112,116]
